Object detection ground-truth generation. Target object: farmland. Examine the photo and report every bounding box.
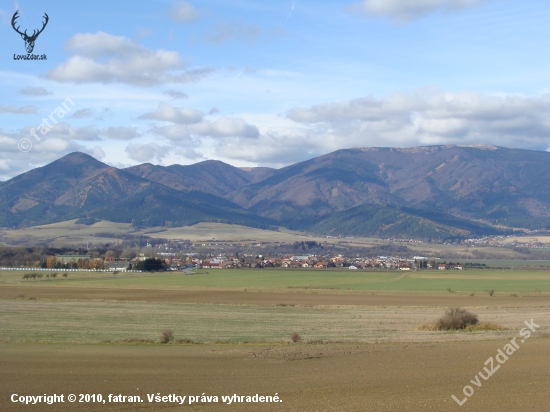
[0,219,540,260]
[1,267,550,411]
[4,267,550,293]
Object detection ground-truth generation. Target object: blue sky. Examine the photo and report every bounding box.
[2,0,550,179]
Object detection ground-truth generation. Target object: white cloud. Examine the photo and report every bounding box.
[138,102,204,124]
[163,89,188,100]
[348,0,491,22]
[287,88,550,151]
[87,145,106,160]
[69,108,95,119]
[151,124,192,141]
[188,117,260,138]
[125,142,171,162]
[172,147,204,160]
[103,126,141,140]
[0,104,38,114]
[45,32,213,87]
[201,21,263,44]
[22,123,102,141]
[0,130,92,180]
[18,87,52,96]
[211,129,323,167]
[170,1,200,23]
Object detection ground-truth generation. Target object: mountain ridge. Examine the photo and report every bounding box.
[2,145,550,238]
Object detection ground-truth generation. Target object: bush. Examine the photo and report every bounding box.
[291,332,301,343]
[160,329,174,344]
[436,307,478,330]
[487,289,495,297]
[416,307,480,331]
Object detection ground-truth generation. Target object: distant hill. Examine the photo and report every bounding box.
[227,145,550,230]
[0,153,275,229]
[2,146,550,238]
[125,160,260,197]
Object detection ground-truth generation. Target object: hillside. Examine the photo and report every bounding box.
[0,153,275,229]
[2,146,550,238]
[227,145,550,229]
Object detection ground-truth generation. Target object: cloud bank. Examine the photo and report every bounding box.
[348,0,492,22]
[45,32,213,87]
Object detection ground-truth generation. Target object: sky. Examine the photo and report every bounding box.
[2,0,550,180]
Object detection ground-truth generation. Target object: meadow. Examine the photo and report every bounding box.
[2,261,550,411]
[4,267,550,293]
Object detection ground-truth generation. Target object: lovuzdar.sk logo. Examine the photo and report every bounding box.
[12,10,49,61]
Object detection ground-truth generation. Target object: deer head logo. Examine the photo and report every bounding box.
[11,11,49,54]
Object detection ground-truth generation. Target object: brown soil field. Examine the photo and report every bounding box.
[2,339,549,411]
[2,285,549,307]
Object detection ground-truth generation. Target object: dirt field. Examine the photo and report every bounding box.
[2,339,549,411]
[2,268,550,411]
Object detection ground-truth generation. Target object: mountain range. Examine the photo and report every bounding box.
[2,145,550,239]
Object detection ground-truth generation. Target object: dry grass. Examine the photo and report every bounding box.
[464,323,504,331]
[2,299,542,344]
[416,322,504,332]
[118,339,155,344]
[175,338,195,344]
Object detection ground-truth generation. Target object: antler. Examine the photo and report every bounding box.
[11,11,27,37]
[31,13,49,39]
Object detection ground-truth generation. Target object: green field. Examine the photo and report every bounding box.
[3,268,550,293]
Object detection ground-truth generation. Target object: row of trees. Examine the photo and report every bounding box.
[44,256,105,270]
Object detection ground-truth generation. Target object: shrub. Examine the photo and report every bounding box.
[291,332,301,343]
[487,289,495,297]
[160,329,174,344]
[436,307,478,330]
